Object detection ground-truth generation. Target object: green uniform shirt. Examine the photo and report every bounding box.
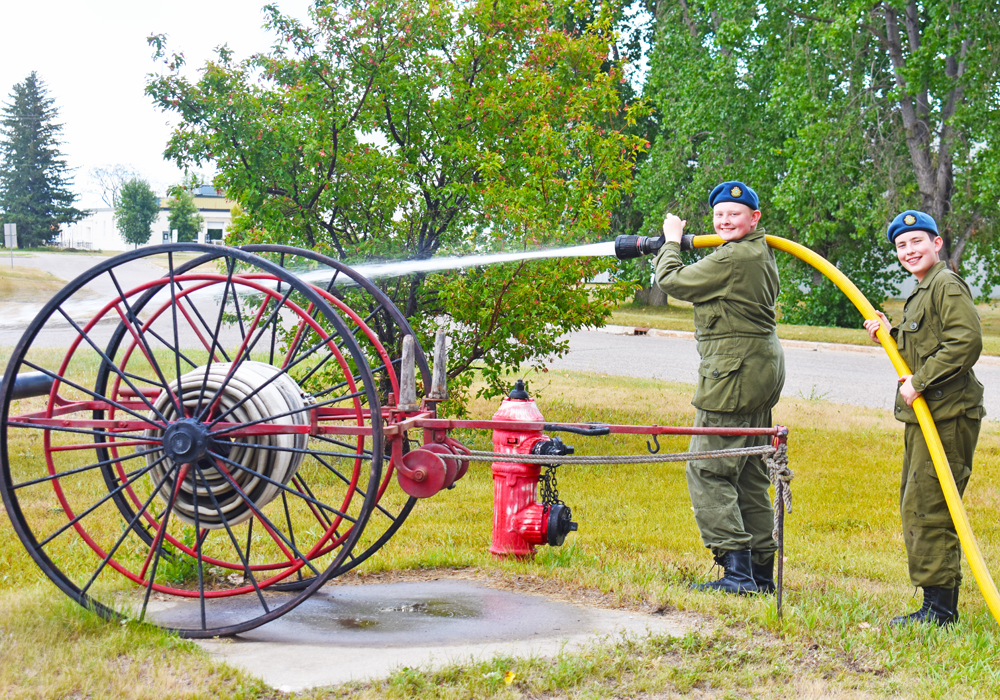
[891,260,985,423]
[653,228,785,414]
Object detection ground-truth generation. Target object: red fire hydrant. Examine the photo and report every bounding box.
[489,380,577,558]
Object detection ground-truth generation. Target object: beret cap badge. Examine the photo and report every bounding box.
[730,186,742,197]
[904,214,916,225]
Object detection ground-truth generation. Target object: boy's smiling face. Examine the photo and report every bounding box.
[894,229,943,281]
[713,202,761,241]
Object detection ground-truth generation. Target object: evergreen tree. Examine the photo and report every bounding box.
[0,72,85,247]
[114,178,160,248]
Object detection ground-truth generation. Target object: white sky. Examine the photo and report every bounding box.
[1,0,313,208]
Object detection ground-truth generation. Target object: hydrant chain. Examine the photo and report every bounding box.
[438,445,777,465]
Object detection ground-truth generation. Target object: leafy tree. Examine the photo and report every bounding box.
[0,72,85,247]
[146,0,645,401]
[165,175,203,243]
[639,1,1000,324]
[91,164,141,207]
[114,178,160,248]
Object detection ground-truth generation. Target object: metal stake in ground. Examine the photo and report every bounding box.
[777,479,785,619]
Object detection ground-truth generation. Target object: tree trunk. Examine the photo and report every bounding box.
[634,285,669,307]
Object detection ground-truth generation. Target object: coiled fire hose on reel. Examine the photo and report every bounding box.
[685,232,1000,627]
[143,361,310,528]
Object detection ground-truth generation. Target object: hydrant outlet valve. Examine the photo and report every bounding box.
[531,436,574,458]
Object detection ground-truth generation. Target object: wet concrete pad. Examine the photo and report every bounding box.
[195,579,691,691]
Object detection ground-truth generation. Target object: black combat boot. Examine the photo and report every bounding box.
[889,586,959,627]
[751,554,776,595]
[695,549,758,595]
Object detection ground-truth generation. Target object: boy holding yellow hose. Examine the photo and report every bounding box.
[864,210,985,626]
[654,181,784,595]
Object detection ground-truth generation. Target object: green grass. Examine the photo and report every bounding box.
[1,370,999,698]
[611,299,1000,355]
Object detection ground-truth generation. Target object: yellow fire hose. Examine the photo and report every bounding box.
[688,233,1000,626]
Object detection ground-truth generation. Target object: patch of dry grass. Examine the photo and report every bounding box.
[0,589,268,699]
[0,265,82,305]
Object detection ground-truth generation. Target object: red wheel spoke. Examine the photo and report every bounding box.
[140,464,189,579]
[77,456,178,595]
[293,476,334,529]
[55,306,173,424]
[209,449,358,529]
[190,462,277,613]
[106,267,184,417]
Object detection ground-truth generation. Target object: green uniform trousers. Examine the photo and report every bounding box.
[686,408,776,564]
[901,413,979,588]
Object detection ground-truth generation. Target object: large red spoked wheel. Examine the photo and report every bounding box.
[0,244,383,637]
[239,245,429,589]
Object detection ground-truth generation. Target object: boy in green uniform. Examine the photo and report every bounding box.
[864,210,984,626]
[653,181,785,595]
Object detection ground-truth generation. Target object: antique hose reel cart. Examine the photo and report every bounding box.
[0,243,790,638]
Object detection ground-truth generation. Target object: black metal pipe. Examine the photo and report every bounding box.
[3,371,55,400]
[613,234,695,259]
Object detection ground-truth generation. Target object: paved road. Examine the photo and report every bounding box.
[546,327,1000,418]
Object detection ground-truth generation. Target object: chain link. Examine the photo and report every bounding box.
[539,465,563,506]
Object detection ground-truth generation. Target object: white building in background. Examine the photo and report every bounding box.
[58,186,237,251]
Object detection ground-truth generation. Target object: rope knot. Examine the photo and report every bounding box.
[766,442,792,542]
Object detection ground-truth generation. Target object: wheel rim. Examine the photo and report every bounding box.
[0,244,383,637]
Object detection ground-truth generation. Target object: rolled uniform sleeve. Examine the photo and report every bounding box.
[910,282,982,392]
[654,241,733,304]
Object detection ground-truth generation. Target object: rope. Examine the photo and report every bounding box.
[436,445,777,465]
[766,442,792,542]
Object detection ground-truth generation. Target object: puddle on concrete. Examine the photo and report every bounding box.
[311,596,483,634]
[376,599,478,618]
[151,580,593,646]
[336,617,380,629]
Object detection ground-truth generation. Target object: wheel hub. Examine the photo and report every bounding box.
[161,419,210,463]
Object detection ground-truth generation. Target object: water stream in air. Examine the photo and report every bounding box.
[297,240,617,286]
[0,241,618,330]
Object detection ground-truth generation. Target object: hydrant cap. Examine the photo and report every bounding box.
[508,379,529,400]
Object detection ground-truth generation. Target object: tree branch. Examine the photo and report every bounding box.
[781,5,834,24]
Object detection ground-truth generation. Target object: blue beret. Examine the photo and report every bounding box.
[886,210,939,243]
[709,181,759,210]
